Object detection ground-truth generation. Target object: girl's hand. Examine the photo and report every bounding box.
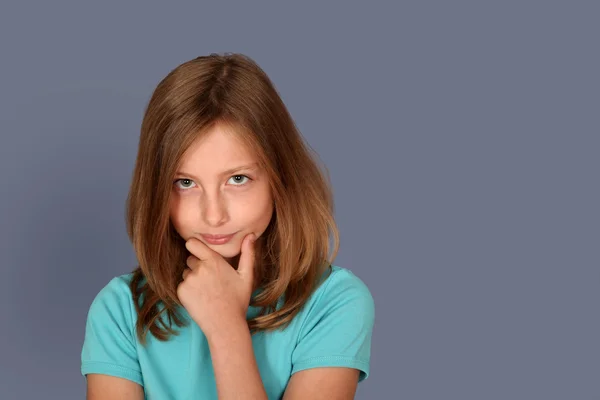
[177,233,257,338]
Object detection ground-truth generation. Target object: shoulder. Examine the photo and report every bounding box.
[314,265,374,306]
[85,273,138,327]
[81,273,144,385]
[289,265,375,381]
[300,265,375,324]
[325,265,372,292]
[90,273,136,306]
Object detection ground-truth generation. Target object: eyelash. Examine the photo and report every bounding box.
[173,175,252,191]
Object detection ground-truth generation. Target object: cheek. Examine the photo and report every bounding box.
[235,190,273,228]
[169,209,183,234]
[253,192,275,230]
[169,198,194,233]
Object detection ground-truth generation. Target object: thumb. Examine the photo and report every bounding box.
[237,233,257,280]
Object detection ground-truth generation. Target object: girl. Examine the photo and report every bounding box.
[81,53,375,400]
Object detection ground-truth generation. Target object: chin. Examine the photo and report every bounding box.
[207,242,241,259]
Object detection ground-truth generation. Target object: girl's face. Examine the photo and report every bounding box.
[169,123,274,263]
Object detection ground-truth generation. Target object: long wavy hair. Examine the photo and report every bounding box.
[125,53,340,344]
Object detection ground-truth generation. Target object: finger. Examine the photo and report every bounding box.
[185,237,215,261]
[186,255,200,270]
[237,233,257,281]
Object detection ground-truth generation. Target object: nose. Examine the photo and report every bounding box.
[201,191,229,227]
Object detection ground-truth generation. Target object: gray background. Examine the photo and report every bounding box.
[0,1,598,399]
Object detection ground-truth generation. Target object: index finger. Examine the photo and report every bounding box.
[185,237,216,261]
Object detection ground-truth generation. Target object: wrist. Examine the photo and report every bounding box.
[204,315,249,345]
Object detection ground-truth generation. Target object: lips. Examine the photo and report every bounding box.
[200,233,236,245]
[201,233,235,239]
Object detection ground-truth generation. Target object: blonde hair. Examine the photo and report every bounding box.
[125,53,339,344]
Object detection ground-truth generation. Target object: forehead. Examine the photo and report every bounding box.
[178,123,257,171]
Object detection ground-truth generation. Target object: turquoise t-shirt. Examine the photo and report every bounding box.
[80,265,375,399]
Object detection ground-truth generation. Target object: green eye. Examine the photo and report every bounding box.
[228,175,251,186]
[173,179,195,190]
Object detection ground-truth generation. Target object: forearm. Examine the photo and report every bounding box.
[207,319,268,400]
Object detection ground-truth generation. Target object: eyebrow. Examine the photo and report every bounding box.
[175,163,259,180]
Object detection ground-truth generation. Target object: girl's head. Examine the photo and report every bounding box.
[126,53,339,342]
[169,121,274,266]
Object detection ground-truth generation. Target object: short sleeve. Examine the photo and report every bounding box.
[81,276,143,386]
[291,268,375,382]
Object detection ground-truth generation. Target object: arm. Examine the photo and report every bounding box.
[208,321,362,400]
[207,319,269,400]
[86,374,144,400]
[284,268,375,399]
[180,240,374,399]
[283,368,360,400]
[180,235,269,399]
[81,277,145,399]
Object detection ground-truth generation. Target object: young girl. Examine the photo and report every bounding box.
[81,53,375,399]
